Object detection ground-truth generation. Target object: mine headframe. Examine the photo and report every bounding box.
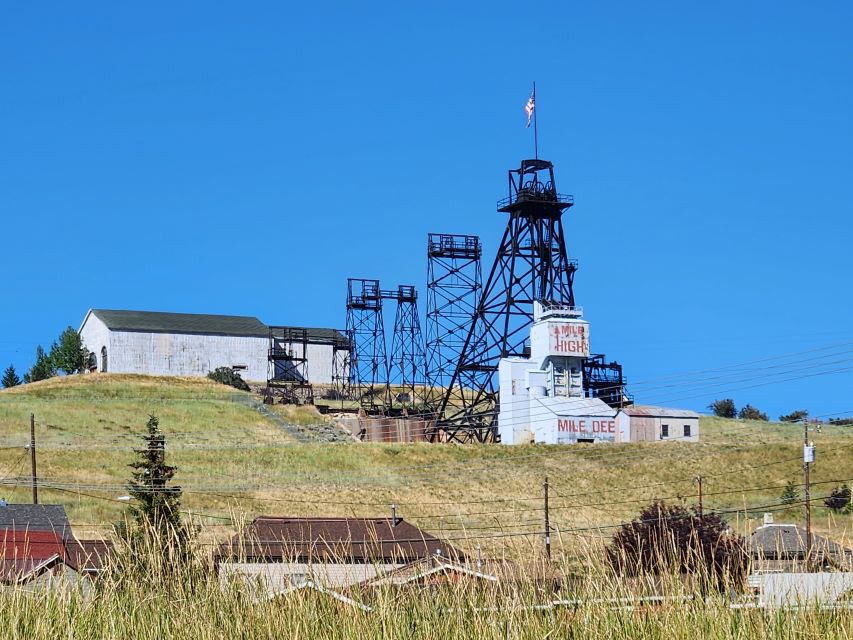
[346,278,390,413]
[388,285,428,412]
[346,278,428,415]
[424,233,482,409]
[434,159,577,443]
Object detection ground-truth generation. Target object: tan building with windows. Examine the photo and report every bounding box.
[615,406,700,443]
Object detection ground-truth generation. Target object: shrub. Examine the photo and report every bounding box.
[824,484,851,512]
[606,502,747,590]
[708,399,736,418]
[779,409,808,423]
[738,404,768,421]
[207,367,250,392]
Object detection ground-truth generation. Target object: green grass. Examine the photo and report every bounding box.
[0,374,851,555]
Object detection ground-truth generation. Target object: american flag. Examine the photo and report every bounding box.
[525,90,535,127]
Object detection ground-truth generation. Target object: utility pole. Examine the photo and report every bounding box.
[544,476,551,561]
[803,420,814,563]
[29,413,38,504]
[694,475,704,518]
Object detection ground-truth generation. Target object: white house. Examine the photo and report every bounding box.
[79,309,346,384]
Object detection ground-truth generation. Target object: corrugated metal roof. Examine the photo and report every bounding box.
[91,309,268,337]
[619,405,700,419]
[216,516,464,563]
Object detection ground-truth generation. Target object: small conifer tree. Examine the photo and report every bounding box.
[780,480,800,505]
[23,345,53,383]
[2,365,21,388]
[125,415,189,552]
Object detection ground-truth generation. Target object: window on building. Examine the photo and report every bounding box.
[101,346,108,373]
[661,424,669,438]
[87,352,97,371]
[684,424,691,437]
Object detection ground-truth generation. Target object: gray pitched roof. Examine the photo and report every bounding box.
[0,504,73,540]
[751,524,852,560]
[91,309,268,338]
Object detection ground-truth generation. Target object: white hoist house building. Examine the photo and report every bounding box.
[498,302,699,445]
[78,309,344,384]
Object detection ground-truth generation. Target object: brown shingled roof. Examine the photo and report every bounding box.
[215,517,464,564]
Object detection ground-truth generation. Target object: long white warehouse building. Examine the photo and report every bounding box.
[79,308,345,384]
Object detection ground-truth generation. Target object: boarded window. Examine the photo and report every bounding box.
[101,346,108,373]
[661,424,669,438]
[683,424,691,437]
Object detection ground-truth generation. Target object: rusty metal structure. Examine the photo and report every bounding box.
[433,159,578,443]
[424,234,482,409]
[345,279,390,412]
[265,326,314,405]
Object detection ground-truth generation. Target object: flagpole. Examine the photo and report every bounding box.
[533,82,538,159]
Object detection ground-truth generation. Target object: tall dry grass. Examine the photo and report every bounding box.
[0,526,849,640]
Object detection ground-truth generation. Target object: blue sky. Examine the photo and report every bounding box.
[1,2,851,419]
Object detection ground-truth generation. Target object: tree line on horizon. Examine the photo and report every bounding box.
[2,326,89,388]
[705,398,848,424]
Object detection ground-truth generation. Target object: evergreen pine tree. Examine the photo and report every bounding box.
[126,415,188,549]
[2,365,21,388]
[24,345,53,383]
[780,480,800,505]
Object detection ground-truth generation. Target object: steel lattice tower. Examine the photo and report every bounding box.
[389,285,427,410]
[424,234,482,408]
[345,278,390,412]
[435,159,577,443]
[327,328,352,405]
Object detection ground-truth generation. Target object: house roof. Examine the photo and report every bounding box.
[0,530,68,584]
[216,516,464,564]
[751,524,853,561]
[619,405,700,419]
[0,504,73,540]
[0,530,68,560]
[66,539,113,573]
[89,309,269,338]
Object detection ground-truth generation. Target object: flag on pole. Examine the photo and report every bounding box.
[525,90,535,128]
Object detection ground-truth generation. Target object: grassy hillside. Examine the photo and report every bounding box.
[1,374,851,557]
